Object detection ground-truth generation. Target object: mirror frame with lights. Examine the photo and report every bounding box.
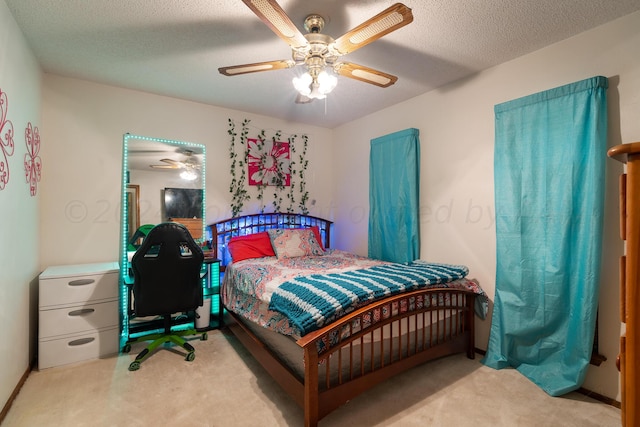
[119,133,206,347]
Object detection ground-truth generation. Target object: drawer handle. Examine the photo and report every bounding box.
[68,278,95,286]
[68,308,95,317]
[68,337,95,347]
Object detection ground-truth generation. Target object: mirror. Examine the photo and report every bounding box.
[120,134,205,246]
[119,134,206,343]
[120,132,205,253]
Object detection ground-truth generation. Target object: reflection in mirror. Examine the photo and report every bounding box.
[126,184,140,246]
[121,134,205,244]
[119,134,206,345]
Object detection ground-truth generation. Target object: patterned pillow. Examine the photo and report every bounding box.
[267,228,325,259]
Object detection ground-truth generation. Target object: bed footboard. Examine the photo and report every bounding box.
[226,287,476,427]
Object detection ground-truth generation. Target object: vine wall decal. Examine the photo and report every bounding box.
[228,118,250,217]
[0,89,15,191]
[228,118,310,217]
[24,122,42,196]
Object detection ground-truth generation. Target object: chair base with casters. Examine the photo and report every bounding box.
[123,313,208,371]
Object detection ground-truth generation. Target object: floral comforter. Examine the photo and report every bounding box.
[221,249,486,338]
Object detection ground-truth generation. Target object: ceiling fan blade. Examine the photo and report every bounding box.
[150,164,180,169]
[334,62,398,88]
[219,59,295,76]
[160,158,183,165]
[332,3,413,55]
[242,0,308,49]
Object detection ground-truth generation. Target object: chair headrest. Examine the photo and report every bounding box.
[132,222,204,264]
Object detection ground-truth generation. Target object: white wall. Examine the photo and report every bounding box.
[332,11,640,400]
[40,75,334,268]
[0,0,41,411]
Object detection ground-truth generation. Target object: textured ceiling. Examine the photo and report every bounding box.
[6,0,640,128]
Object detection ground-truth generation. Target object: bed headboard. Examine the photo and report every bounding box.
[209,213,332,270]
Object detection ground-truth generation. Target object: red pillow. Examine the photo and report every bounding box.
[227,232,275,263]
[308,226,326,251]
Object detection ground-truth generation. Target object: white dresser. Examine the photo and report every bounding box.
[38,262,119,369]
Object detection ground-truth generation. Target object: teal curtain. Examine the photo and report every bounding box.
[482,76,608,396]
[368,128,420,263]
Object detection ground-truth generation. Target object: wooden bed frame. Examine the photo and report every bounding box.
[211,214,477,427]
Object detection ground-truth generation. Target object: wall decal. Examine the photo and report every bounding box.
[228,118,250,217]
[247,137,290,186]
[0,89,15,191]
[24,122,42,196]
[228,118,310,217]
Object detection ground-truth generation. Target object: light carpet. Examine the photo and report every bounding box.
[2,328,620,426]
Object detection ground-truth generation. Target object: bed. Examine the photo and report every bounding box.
[211,213,486,427]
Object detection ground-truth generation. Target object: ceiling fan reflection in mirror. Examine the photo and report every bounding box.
[219,1,413,103]
[150,150,200,181]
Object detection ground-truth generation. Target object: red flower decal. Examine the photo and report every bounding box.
[0,89,15,190]
[24,122,42,196]
[247,138,291,186]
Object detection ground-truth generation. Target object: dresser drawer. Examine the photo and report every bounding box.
[39,300,118,338]
[40,271,118,308]
[38,326,119,370]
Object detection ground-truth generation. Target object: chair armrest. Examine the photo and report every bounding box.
[123,272,134,286]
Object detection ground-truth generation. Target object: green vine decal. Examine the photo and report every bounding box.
[286,134,297,213]
[228,118,251,217]
[228,118,310,217]
[270,130,285,213]
[255,130,267,212]
[297,134,309,214]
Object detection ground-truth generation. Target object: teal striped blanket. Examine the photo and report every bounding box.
[269,261,470,336]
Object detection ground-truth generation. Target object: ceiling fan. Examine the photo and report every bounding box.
[150,150,200,180]
[219,1,414,102]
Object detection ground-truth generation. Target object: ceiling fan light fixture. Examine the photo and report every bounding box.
[225,2,413,102]
[180,168,198,181]
[292,72,313,96]
[308,83,326,100]
[293,67,337,100]
[317,69,337,94]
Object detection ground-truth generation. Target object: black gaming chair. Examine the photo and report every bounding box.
[126,222,206,371]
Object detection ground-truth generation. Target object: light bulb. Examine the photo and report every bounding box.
[292,73,312,96]
[317,70,337,95]
[180,169,198,181]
